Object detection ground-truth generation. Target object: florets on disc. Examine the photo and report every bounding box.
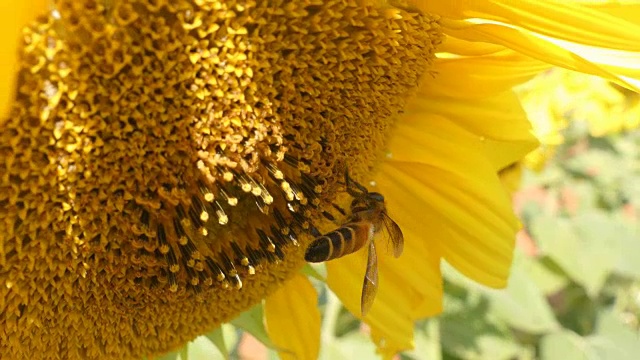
[0,0,442,358]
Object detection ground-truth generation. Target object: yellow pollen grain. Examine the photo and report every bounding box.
[217,212,229,225]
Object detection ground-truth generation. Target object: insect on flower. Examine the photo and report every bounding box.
[305,170,404,315]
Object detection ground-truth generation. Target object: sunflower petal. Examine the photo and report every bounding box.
[432,90,539,171]
[375,163,444,319]
[415,0,640,51]
[442,21,640,91]
[0,0,47,117]
[325,204,442,356]
[264,274,320,360]
[325,160,445,355]
[424,50,549,98]
[386,110,521,287]
[393,93,538,171]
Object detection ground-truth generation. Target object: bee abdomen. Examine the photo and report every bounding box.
[304,226,355,262]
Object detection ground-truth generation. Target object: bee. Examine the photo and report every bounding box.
[304,170,404,316]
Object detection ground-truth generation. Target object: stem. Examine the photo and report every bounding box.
[425,318,442,360]
[322,291,341,343]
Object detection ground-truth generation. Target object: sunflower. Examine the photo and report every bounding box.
[1,1,639,359]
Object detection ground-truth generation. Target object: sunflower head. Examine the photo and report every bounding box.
[1,0,442,357]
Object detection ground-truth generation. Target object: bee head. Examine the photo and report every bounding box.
[368,192,385,203]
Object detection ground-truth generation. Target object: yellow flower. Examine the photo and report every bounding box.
[265,1,640,358]
[517,68,640,157]
[1,1,639,360]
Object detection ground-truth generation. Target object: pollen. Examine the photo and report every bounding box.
[0,0,442,358]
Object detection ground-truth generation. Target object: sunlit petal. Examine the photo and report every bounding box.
[386,110,521,287]
[424,50,549,99]
[265,274,320,360]
[0,0,47,117]
[442,21,640,91]
[413,87,539,170]
[415,0,640,50]
[326,160,444,354]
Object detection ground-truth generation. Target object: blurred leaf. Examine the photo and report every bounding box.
[540,331,592,360]
[231,304,279,351]
[531,213,617,296]
[179,345,188,360]
[541,312,640,360]
[204,324,237,360]
[403,319,441,360]
[334,307,361,338]
[552,284,598,336]
[440,305,523,360]
[320,332,377,360]
[186,335,225,360]
[301,263,326,282]
[593,310,640,359]
[482,252,560,334]
[205,327,227,359]
[521,254,569,295]
[443,253,558,333]
[563,180,599,213]
[609,217,640,279]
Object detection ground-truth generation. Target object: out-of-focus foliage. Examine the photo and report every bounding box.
[517,68,640,171]
[151,70,640,360]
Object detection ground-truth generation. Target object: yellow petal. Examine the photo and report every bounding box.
[438,35,505,57]
[264,274,320,360]
[375,165,444,319]
[386,109,520,287]
[416,0,640,51]
[587,3,640,24]
[424,50,549,99]
[442,20,640,91]
[326,166,443,355]
[499,162,524,195]
[417,89,537,166]
[0,0,48,118]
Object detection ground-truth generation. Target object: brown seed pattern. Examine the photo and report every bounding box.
[0,0,442,358]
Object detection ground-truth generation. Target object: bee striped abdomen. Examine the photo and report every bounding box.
[304,220,374,263]
[304,227,352,262]
[304,236,333,262]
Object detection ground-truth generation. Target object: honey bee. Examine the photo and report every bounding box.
[304,170,404,316]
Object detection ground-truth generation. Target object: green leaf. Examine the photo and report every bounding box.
[187,335,226,360]
[593,310,640,359]
[179,344,189,360]
[300,263,326,282]
[540,331,591,360]
[443,253,558,334]
[609,216,640,279]
[439,307,523,360]
[531,213,617,296]
[483,252,560,334]
[204,324,237,360]
[541,313,640,360]
[319,332,378,360]
[230,304,279,351]
[521,254,569,295]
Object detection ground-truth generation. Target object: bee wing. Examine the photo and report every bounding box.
[361,241,378,316]
[381,213,404,258]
